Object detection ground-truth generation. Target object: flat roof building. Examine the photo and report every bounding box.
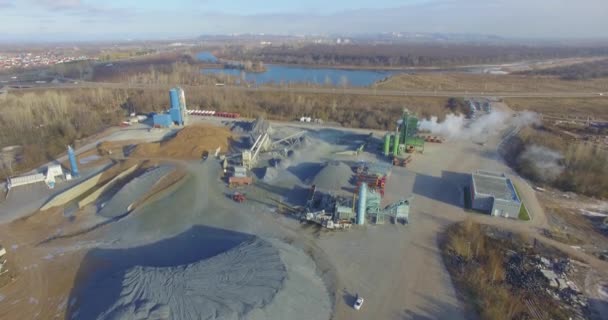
[471,170,521,219]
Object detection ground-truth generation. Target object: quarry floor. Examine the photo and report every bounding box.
[1,108,608,320]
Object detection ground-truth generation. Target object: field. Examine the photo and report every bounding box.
[504,97,608,119]
[377,73,608,93]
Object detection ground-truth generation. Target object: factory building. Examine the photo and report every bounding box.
[470,170,521,219]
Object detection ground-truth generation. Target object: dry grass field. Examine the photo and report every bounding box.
[378,73,608,93]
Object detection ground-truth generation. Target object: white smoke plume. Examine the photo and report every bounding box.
[519,145,565,182]
[419,110,541,140]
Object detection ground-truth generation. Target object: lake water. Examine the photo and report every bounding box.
[202,65,396,87]
[197,51,488,87]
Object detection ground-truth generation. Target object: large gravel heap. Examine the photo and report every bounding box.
[312,161,353,191]
[78,238,286,320]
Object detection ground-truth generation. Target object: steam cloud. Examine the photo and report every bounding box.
[519,145,565,182]
[418,110,540,140]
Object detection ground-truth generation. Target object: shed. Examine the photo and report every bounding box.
[471,170,521,219]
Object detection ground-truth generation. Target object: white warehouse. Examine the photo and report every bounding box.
[470,170,522,219]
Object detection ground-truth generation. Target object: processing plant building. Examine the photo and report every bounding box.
[470,170,521,219]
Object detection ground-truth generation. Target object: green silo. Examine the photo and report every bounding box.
[393,133,400,156]
[383,134,391,156]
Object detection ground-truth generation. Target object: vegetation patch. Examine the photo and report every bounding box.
[501,126,608,199]
[441,220,587,320]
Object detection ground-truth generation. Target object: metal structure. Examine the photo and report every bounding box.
[168,87,188,126]
[0,245,7,277]
[367,198,411,225]
[153,114,172,128]
[391,109,424,156]
[471,170,521,219]
[241,118,286,169]
[357,183,367,225]
[7,173,45,190]
[68,145,79,178]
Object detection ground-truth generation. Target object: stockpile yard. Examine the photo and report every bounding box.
[1,89,607,320]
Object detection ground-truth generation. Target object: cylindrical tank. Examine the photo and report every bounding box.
[357,183,367,225]
[178,88,186,109]
[383,134,391,156]
[169,88,179,110]
[392,133,400,156]
[68,145,79,177]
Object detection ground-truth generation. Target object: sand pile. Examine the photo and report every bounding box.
[133,125,232,159]
[312,161,353,191]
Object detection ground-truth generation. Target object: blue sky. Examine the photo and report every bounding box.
[0,0,607,41]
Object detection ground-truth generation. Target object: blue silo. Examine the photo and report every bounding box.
[170,108,183,125]
[357,183,367,225]
[68,145,79,177]
[169,88,180,110]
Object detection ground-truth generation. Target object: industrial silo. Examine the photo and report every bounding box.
[67,145,79,177]
[357,183,367,225]
[169,88,179,110]
[383,134,391,157]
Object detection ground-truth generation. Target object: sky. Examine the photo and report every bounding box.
[0,0,607,41]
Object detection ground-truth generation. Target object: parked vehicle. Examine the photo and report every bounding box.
[353,296,364,310]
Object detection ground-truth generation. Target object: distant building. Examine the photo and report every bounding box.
[470,170,521,219]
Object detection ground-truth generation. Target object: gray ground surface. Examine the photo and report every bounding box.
[0,163,113,223]
[67,161,332,320]
[5,107,608,320]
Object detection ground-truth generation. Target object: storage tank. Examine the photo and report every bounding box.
[67,145,79,177]
[169,88,179,110]
[392,133,399,156]
[178,87,186,109]
[357,183,367,225]
[383,134,391,157]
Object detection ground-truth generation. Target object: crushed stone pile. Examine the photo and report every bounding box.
[98,166,174,219]
[133,125,232,159]
[312,161,353,191]
[263,167,279,182]
[75,238,287,320]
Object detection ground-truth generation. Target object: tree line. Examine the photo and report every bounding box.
[220,44,608,68]
[519,59,608,80]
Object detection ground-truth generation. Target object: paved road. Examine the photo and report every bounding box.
[6,81,608,98]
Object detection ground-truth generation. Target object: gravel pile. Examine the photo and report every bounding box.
[311,161,353,191]
[84,238,286,320]
[73,236,331,320]
[98,166,173,219]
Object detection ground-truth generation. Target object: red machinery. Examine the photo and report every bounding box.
[355,174,387,197]
[233,192,246,203]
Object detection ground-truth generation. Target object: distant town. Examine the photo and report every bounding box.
[0,52,92,70]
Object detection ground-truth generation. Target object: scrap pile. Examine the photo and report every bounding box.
[505,252,588,317]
